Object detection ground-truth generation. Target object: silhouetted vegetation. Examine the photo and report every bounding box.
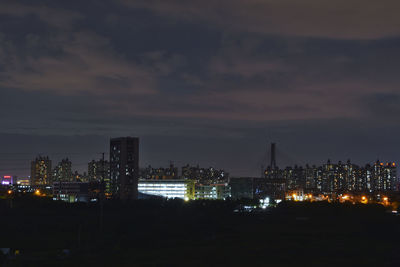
[1,198,399,266]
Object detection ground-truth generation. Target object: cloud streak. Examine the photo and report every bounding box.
[0,1,83,29]
[121,0,400,39]
[0,31,163,96]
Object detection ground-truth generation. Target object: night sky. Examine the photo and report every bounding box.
[1,0,400,177]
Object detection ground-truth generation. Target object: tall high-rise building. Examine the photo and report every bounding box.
[384,162,398,191]
[109,137,139,200]
[31,156,52,186]
[53,158,72,182]
[88,159,110,182]
[371,161,398,192]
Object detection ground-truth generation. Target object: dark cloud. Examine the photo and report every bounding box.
[120,0,400,39]
[0,1,399,176]
[0,1,83,30]
[364,93,400,122]
[0,31,160,95]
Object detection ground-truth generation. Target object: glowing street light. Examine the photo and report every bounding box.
[361,196,368,204]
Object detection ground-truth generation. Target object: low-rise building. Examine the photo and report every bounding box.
[1,175,16,186]
[138,179,195,200]
[53,182,89,203]
[195,183,231,200]
[230,178,254,200]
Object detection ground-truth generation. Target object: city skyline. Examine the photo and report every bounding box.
[1,2,400,265]
[4,140,398,204]
[0,135,398,178]
[1,143,397,181]
[1,0,400,177]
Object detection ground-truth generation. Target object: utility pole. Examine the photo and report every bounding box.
[99,152,105,234]
[270,143,276,170]
[261,165,264,178]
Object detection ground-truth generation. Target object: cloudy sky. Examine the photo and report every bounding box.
[1,0,400,177]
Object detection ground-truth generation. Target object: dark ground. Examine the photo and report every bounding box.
[0,197,399,266]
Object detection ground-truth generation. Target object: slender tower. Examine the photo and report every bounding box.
[270,143,276,169]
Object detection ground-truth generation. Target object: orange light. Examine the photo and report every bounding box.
[361,196,366,200]
[383,197,388,201]
[7,190,12,194]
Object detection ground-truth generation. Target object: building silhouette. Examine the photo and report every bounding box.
[109,137,139,200]
[140,164,178,180]
[261,143,286,200]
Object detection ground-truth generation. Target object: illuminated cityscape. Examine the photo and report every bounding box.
[1,139,399,204]
[1,0,400,265]
[1,137,399,265]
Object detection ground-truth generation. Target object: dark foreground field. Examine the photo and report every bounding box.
[1,198,399,266]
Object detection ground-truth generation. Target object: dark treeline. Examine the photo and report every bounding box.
[1,198,400,266]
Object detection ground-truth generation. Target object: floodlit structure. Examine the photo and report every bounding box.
[138,179,195,200]
[16,178,30,186]
[285,189,305,201]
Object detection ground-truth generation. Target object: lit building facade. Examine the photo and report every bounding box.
[181,164,228,183]
[53,158,72,182]
[88,159,110,182]
[31,156,52,186]
[109,137,139,200]
[195,183,231,200]
[371,161,397,192]
[285,188,306,201]
[138,179,195,200]
[1,175,16,186]
[262,159,398,197]
[16,177,30,186]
